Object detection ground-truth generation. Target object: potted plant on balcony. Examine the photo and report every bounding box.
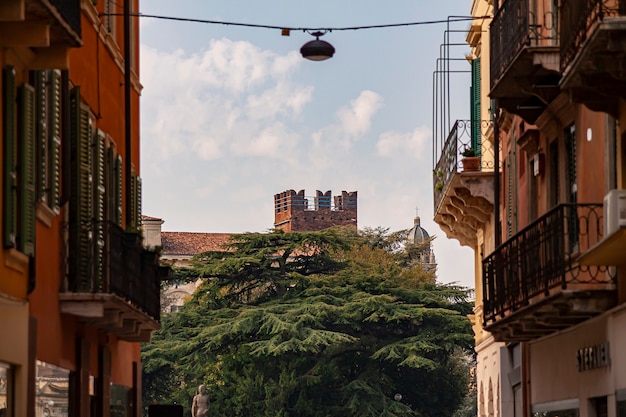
[460,146,480,172]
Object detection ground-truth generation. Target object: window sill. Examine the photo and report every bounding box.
[36,202,58,228]
[4,248,29,273]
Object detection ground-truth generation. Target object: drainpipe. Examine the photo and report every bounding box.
[494,101,501,248]
[493,0,501,248]
[124,0,132,228]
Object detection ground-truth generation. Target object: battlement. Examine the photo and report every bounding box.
[273,189,357,232]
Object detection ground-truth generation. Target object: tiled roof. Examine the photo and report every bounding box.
[161,232,233,256]
[142,215,163,221]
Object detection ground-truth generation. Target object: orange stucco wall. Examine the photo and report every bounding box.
[23,0,143,388]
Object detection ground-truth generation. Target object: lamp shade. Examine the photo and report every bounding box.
[300,38,335,61]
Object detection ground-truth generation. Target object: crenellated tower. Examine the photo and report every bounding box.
[274,189,357,232]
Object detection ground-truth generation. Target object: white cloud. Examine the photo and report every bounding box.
[230,122,299,157]
[376,126,430,158]
[337,90,384,136]
[312,90,383,148]
[140,39,310,163]
[245,81,313,120]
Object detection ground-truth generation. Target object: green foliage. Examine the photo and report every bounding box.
[142,228,474,417]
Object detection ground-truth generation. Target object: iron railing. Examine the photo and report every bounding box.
[560,0,626,72]
[67,221,164,322]
[433,120,494,213]
[110,223,163,322]
[491,0,559,88]
[49,0,82,37]
[482,203,612,324]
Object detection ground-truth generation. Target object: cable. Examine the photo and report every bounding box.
[104,13,492,33]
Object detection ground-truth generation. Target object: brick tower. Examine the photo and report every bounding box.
[274,189,358,232]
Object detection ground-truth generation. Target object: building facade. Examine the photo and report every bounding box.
[1,1,164,416]
[433,0,626,416]
[142,215,232,314]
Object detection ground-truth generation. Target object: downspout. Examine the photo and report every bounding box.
[124,0,132,228]
[493,0,501,248]
[494,101,501,248]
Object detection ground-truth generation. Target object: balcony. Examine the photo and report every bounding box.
[482,204,615,342]
[560,0,626,117]
[433,120,495,248]
[490,0,560,124]
[0,0,81,67]
[60,222,169,342]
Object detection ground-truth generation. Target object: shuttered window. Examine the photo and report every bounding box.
[93,130,106,288]
[32,70,62,213]
[2,66,37,256]
[115,155,123,225]
[69,87,94,291]
[107,145,123,226]
[129,171,142,231]
[48,71,62,212]
[3,66,17,248]
[34,71,47,203]
[18,84,36,256]
[470,57,481,156]
[69,87,128,292]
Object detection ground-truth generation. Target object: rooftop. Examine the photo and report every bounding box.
[161,232,233,256]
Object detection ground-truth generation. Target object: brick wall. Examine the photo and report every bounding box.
[274,189,357,232]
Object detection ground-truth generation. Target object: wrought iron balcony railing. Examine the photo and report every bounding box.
[560,0,626,73]
[433,120,494,213]
[490,0,559,88]
[109,222,164,322]
[49,0,82,37]
[67,221,165,322]
[482,203,612,324]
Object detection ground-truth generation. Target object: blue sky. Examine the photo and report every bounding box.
[139,1,476,289]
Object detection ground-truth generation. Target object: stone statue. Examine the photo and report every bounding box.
[191,384,210,417]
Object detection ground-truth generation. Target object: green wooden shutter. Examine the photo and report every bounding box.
[34,70,47,203]
[18,84,36,256]
[114,155,122,225]
[127,172,143,231]
[48,70,61,212]
[107,146,115,224]
[3,66,17,248]
[69,87,94,291]
[129,172,137,230]
[136,176,142,229]
[471,58,481,156]
[93,129,106,289]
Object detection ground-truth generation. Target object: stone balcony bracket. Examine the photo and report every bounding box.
[434,172,494,248]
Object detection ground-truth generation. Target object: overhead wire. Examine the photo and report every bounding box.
[103,13,492,33]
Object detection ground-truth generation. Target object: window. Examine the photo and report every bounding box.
[0,362,13,417]
[35,361,69,417]
[470,58,481,155]
[2,66,36,256]
[110,383,130,417]
[68,87,127,292]
[548,139,559,208]
[32,70,61,213]
[564,124,579,252]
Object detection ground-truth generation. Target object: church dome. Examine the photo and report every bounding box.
[407,216,429,244]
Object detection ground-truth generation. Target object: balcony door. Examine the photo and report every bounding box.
[565,124,579,252]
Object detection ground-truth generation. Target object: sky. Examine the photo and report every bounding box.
[139,0,477,289]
